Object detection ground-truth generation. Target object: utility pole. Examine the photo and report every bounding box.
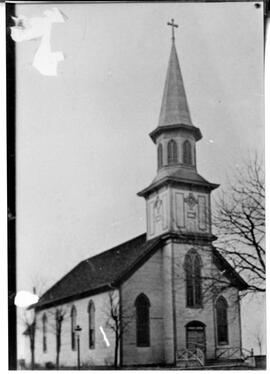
[75,325,82,369]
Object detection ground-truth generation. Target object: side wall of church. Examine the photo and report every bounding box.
[31,243,242,368]
[172,241,241,360]
[121,249,164,366]
[162,240,175,364]
[214,279,242,359]
[34,291,117,368]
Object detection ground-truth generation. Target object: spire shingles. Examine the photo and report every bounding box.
[158,41,192,128]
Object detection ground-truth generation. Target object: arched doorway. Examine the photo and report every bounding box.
[186,321,206,353]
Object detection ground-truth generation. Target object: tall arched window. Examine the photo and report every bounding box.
[183,140,192,165]
[135,294,150,347]
[70,305,77,351]
[184,250,202,307]
[216,297,228,345]
[88,300,95,349]
[157,143,163,169]
[42,313,47,353]
[167,139,178,164]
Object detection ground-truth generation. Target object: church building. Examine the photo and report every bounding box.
[31,21,248,368]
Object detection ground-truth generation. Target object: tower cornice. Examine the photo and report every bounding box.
[149,123,202,144]
[161,231,218,245]
[138,173,219,198]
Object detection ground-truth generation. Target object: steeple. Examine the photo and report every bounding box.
[158,38,192,128]
[138,20,219,241]
[150,23,201,143]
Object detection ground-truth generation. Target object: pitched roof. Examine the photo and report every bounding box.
[36,233,161,310]
[36,233,247,310]
[150,41,202,143]
[138,166,219,197]
[158,41,192,128]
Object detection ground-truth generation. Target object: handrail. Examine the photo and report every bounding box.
[216,346,254,360]
[216,347,240,359]
[177,348,205,366]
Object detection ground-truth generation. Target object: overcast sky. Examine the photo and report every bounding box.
[15,2,264,357]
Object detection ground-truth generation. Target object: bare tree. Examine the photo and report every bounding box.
[105,290,134,368]
[252,322,265,355]
[55,308,66,369]
[22,310,36,370]
[47,306,67,370]
[213,154,265,293]
[21,284,44,370]
[255,332,263,356]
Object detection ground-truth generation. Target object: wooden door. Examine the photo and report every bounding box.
[186,322,206,353]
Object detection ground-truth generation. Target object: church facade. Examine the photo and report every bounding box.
[30,24,247,368]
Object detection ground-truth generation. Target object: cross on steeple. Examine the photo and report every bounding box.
[167,18,178,42]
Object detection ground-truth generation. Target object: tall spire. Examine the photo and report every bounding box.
[158,22,192,128]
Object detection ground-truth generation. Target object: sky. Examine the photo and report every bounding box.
[14,2,265,358]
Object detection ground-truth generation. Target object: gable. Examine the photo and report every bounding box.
[35,232,247,311]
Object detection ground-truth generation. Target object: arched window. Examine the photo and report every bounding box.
[167,139,178,164]
[135,294,150,347]
[70,305,77,351]
[184,250,202,307]
[183,140,192,165]
[157,143,163,169]
[88,300,95,349]
[216,297,228,345]
[42,313,47,353]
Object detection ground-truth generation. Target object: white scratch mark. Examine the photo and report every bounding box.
[15,290,39,308]
[99,326,110,347]
[10,8,66,76]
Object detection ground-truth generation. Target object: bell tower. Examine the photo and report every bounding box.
[138,20,219,241]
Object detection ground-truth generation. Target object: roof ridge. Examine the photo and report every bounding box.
[82,232,146,263]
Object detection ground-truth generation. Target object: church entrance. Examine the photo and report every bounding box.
[186,321,206,353]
